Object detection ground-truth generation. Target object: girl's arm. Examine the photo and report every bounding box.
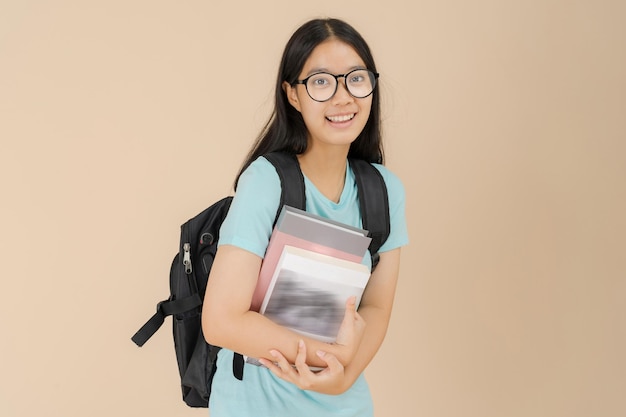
[341,248,401,387]
[259,248,402,394]
[201,244,364,368]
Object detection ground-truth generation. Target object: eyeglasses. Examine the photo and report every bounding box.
[294,69,379,102]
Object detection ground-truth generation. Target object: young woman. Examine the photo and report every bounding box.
[202,18,409,417]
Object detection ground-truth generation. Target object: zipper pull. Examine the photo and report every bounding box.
[183,243,192,274]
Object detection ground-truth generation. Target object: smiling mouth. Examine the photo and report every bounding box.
[326,113,355,123]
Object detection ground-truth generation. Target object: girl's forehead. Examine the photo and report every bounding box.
[301,39,365,74]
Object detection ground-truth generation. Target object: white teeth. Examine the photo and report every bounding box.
[327,114,355,122]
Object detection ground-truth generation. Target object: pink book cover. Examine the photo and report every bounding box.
[250,229,366,312]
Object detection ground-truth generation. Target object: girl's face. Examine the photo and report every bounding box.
[284,39,373,152]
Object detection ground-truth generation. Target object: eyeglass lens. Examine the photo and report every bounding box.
[306,69,376,102]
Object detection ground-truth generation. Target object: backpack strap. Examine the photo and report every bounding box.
[131,294,203,347]
[349,158,390,270]
[263,152,306,213]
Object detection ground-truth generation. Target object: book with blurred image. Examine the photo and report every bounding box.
[245,206,372,366]
[260,244,370,342]
[250,205,372,312]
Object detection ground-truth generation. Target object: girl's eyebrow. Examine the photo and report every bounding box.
[304,65,366,77]
[304,67,330,77]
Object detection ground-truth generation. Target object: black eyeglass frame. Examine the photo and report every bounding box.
[294,69,380,102]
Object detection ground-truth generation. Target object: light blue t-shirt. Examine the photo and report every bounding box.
[209,156,409,417]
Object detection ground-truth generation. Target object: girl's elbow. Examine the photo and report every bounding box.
[201,306,226,345]
[202,321,219,345]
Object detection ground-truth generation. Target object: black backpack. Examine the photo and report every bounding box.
[131,152,390,408]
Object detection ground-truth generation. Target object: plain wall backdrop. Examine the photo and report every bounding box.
[1,1,625,416]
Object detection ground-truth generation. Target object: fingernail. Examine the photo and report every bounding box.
[316,350,326,358]
[269,350,278,358]
[299,339,305,348]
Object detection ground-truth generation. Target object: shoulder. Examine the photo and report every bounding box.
[238,156,281,185]
[371,163,405,198]
[235,156,283,202]
[233,155,283,216]
[370,163,409,251]
[218,156,282,257]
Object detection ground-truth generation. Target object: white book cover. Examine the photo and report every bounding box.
[251,205,372,312]
[260,245,370,343]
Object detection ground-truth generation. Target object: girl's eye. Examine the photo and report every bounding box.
[310,76,331,87]
[349,74,365,84]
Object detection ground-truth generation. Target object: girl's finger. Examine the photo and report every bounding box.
[269,349,293,374]
[258,357,281,375]
[316,349,343,374]
[293,339,315,376]
[340,296,357,328]
[345,295,357,314]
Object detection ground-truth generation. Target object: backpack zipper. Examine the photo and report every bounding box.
[183,242,192,274]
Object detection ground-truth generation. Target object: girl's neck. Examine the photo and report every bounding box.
[297,146,349,203]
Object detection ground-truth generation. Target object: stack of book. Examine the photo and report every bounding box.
[250,205,372,344]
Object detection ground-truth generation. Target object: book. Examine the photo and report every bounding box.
[250,205,372,312]
[259,245,371,343]
[275,205,370,250]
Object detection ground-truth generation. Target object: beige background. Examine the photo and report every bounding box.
[1,1,625,416]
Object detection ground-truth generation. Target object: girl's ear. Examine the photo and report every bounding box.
[282,81,302,112]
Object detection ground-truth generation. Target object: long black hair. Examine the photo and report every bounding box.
[235,18,383,188]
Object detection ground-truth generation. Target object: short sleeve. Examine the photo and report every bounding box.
[373,164,409,253]
[218,157,282,258]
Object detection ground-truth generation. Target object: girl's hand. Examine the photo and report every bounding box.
[259,339,350,395]
[332,296,366,366]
